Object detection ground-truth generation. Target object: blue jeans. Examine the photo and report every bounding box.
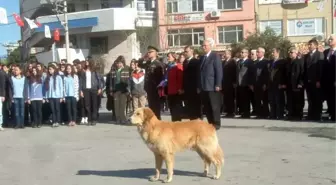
[14,98,25,127]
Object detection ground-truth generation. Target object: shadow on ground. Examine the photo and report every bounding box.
[268,127,336,140]
[76,168,202,179]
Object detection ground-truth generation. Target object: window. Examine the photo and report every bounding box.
[83,3,89,11]
[287,18,324,36]
[168,28,205,47]
[218,0,242,10]
[167,1,178,13]
[218,25,243,44]
[67,3,76,12]
[101,0,122,8]
[90,37,108,54]
[192,0,204,12]
[138,0,154,11]
[260,20,282,35]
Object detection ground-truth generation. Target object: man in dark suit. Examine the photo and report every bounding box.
[222,50,237,117]
[182,45,202,120]
[237,48,255,118]
[253,47,270,118]
[286,48,305,120]
[322,35,336,121]
[269,48,287,119]
[198,39,223,130]
[143,46,164,120]
[303,39,324,121]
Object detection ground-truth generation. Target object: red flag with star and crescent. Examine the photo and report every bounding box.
[54,28,60,42]
[13,13,24,27]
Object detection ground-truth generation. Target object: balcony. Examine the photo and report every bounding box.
[35,8,138,33]
[137,11,156,27]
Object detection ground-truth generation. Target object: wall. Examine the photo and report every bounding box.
[157,0,255,50]
[256,1,333,43]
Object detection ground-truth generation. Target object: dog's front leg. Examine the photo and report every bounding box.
[163,154,174,183]
[149,153,163,182]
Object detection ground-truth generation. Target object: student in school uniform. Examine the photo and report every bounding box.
[27,67,44,128]
[11,65,28,129]
[44,64,64,127]
[63,64,79,126]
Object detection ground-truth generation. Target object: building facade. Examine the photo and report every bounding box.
[157,0,256,52]
[21,0,158,70]
[256,0,334,43]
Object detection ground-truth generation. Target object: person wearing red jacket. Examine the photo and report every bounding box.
[166,53,184,121]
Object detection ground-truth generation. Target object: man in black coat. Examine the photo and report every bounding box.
[286,48,305,120]
[269,48,287,119]
[254,47,270,118]
[303,39,324,121]
[182,45,202,120]
[322,35,335,121]
[198,39,223,130]
[0,69,7,130]
[237,48,255,118]
[143,46,164,120]
[222,50,237,117]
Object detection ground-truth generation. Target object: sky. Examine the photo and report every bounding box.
[0,0,20,56]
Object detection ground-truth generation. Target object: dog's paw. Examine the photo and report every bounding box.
[202,170,209,177]
[162,178,172,183]
[211,175,220,180]
[149,176,160,182]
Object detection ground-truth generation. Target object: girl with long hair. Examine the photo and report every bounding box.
[27,67,44,128]
[44,65,64,127]
[79,60,88,124]
[79,59,102,126]
[63,64,79,126]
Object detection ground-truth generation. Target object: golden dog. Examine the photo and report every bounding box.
[130,107,224,183]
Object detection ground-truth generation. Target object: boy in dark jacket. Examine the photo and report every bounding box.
[109,58,130,124]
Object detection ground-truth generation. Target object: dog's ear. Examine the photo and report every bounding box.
[143,107,155,121]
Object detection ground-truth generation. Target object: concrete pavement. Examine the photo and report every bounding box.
[0,98,335,185]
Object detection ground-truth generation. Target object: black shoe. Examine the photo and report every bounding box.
[91,122,97,126]
[225,113,235,118]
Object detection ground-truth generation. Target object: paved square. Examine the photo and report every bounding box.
[0,115,335,185]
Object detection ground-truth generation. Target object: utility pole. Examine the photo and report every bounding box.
[63,0,70,63]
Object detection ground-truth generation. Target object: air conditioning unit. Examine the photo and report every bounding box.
[210,10,221,18]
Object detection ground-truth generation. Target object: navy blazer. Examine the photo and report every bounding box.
[198,51,223,91]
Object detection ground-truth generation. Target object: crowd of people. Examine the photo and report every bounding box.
[0,35,334,131]
[0,59,105,131]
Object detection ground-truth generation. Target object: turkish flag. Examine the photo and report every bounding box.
[54,28,60,42]
[13,13,24,27]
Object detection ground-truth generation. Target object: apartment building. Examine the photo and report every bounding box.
[21,0,158,68]
[256,0,334,43]
[157,0,255,52]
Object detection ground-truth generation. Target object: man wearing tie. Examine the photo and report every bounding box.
[269,48,287,119]
[237,48,255,118]
[254,47,270,118]
[322,35,336,121]
[303,39,324,121]
[182,45,202,120]
[198,39,223,130]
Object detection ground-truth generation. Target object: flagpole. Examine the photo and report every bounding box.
[63,0,70,63]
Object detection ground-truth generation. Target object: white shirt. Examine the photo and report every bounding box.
[205,50,211,57]
[258,57,264,61]
[85,70,92,89]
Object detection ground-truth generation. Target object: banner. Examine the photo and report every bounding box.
[0,7,8,24]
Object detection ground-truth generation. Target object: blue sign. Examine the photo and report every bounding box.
[296,21,303,28]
